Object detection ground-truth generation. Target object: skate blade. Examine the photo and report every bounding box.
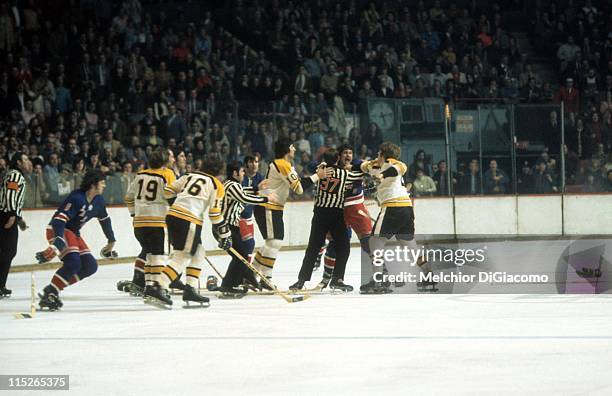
[217,294,247,300]
[329,287,353,293]
[143,296,172,310]
[183,301,210,308]
[417,287,439,293]
[359,289,393,295]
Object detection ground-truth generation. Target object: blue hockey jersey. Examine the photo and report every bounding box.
[240,171,264,219]
[49,190,116,250]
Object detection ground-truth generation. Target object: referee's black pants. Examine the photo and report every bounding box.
[222,225,257,288]
[0,214,19,288]
[298,207,350,282]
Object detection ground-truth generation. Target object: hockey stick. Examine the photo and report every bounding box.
[203,256,224,280]
[228,247,310,303]
[14,272,36,319]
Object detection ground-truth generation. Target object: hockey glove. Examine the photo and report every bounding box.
[213,222,232,250]
[36,245,60,263]
[100,242,118,259]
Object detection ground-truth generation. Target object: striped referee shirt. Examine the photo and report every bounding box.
[314,165,364,209]
[222,179,268,227]
[0,169,26,218]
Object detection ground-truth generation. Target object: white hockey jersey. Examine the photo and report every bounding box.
[163,171,225,226]
[262,158,303,210]
[363,158,412,208]
[124,167,176,228]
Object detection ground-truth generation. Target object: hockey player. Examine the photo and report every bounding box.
[219,161,279,297]
[359,142,433,294]
[145,157,231,308]
[120,148,175,295]
[252,138,322,288]
[290,148,365,291]
[36,169,117,310]
[238,155,264,265]
[316,144,373,289]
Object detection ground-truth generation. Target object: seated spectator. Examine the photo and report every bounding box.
[412,169,437,197]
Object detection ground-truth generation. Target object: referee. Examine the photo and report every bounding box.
[290,148,363,291]
[220,161,279,296]
[0,152,31,297]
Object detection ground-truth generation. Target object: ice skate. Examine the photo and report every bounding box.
[316,277,330,290]
[0,287,12,298]
[116,280,132,292]
[217,286,247,299]
[182,285,210,308]
[144,284,172,309]
[330,278,353,292]
[169,277,186,293]
[289,280,305,291]
[38,286,63,311]
[416,280,439,293]
[359,280,392,295]
[576,267,602,278]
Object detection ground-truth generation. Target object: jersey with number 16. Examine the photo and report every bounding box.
[163,171,225,227]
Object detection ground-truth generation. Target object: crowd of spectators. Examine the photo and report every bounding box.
[0,0,611,209]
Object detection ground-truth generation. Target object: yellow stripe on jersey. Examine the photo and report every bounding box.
[138,167,176,183]
[273,159,292,177]
[381,196,413,207]
[262,202,284,211]
[168,205,203,225]
[133,215,166,228]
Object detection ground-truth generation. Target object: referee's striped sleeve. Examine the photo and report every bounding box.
[2,171,26,217]
[226,183,267,205]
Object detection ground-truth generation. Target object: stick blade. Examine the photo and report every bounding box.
[14,312,33,319]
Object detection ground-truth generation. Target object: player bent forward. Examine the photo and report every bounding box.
[36,170,117,310]
[145,157,231,308]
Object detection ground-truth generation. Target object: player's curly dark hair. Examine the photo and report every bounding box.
[338,144,353,155]
[200,156,224,176]
[80,169,106,191]
[378,142,401,160]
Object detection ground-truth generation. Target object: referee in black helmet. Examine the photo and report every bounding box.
[290,148,364,292]
[0,152,31,297]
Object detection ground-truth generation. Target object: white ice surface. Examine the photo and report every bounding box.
[2,248,612,396]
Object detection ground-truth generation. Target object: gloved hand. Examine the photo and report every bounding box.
[100,242,118,259]
[213,222,231,251]
[217,235,232,250]
[36,246,59,263]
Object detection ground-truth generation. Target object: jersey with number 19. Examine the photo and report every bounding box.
[124,167,176,257]
[125,167,176,228]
